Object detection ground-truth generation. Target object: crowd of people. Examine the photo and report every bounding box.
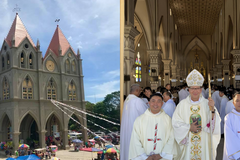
[120,69,240,160]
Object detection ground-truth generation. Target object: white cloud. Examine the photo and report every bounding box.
[76,41,83,49]
[68,36,72,41]
[94,15,99,18]
[87,80,120,98]
[105,70,120,79]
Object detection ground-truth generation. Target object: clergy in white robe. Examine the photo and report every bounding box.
[223,92,240,160]
[219,89,229,134]
[225,100,234,115]
[120,84,148,160]
[172,69,221,160]
[129,94,178,160]
[212,86,221,113]
[162,91,176,118]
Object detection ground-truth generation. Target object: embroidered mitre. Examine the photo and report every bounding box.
[186,69,204,87]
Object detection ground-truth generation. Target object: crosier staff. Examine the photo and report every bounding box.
[208,73,214,160]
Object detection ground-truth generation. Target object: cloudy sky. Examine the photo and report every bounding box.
[0,0,120,103]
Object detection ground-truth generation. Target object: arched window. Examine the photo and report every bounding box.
[135,52,141,82]
[3,77,10,100]
[7,54,10,69]
[69,81,76,101]
[47,78,57,100]
[72,61,76,73]
[66,59,70,73]
[7,124,11,140]
[2,56,4,70]
[22,76,33,99]
[21,52,24,68]
[29,54,33,69]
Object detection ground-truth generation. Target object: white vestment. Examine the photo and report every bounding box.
[225,100,235,115]
[162,99,176,118]
[223,109,240,160]
[129,109,178,160]
[141,98,149,108]
[212,91,221,113]
[120,94,148,160]
[178,89,189,102]
[172,95,221,160]
[220,95,229,134]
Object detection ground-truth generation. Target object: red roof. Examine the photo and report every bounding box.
[5,13,35,48]
[44,25,76,59]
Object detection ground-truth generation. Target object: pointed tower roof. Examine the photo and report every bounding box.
[5,13,35,48]
[44,25,76,59]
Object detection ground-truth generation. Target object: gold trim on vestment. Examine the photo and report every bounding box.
[190,105,202,160]
[228,150,240,160]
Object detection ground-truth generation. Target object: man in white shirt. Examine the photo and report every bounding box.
[223,92,240,160]
[178,84,189,102]
[162,91,176,118]
[129,94,178,160]
[120,84,148,160]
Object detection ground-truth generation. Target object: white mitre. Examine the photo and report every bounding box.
[186,69,204,86]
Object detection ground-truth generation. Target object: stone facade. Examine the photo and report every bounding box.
[0,14,87,151]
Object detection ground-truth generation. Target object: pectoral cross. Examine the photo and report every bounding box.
[147,123,161,153]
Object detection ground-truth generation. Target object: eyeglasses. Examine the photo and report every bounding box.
[189,88,201,91]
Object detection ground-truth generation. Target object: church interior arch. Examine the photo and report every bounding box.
[227,16,233,59]
[19,113,39,146]
[135,0,153,49]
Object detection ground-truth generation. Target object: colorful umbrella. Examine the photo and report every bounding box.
[106,148,119,153]
[105,145,113,149]
[72,139,83,143]
[49,145,58,152]
[16,154,41,160]
[18,144,29,149]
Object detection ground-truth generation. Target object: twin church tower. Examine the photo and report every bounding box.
[0,13,87,150]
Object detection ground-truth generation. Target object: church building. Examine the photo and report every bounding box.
[0,13,87,151]
[124,0,240,95]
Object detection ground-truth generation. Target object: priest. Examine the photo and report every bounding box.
[223,92,240,160]
[120,84,148,160]
[129,93,178,160]
[172,69,221,160]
